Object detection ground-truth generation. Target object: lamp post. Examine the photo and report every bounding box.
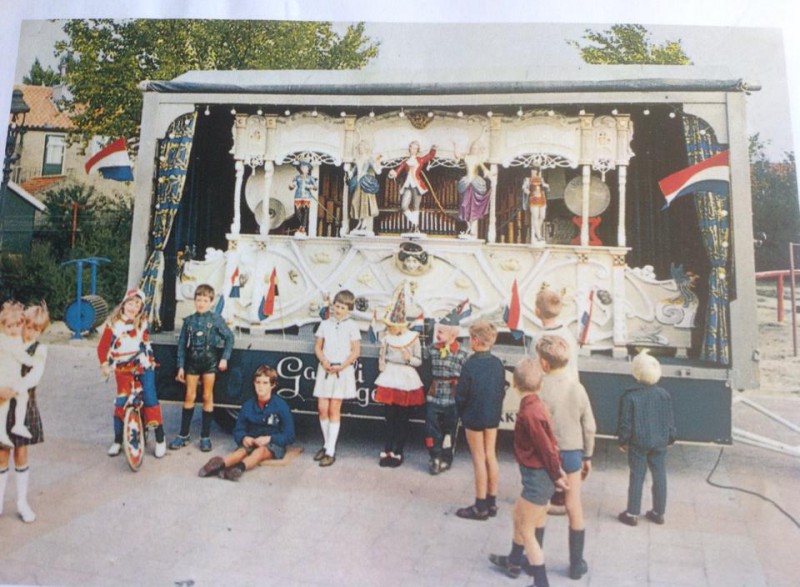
[1,88,31,251]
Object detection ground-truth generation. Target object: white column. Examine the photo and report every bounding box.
[309,164,320,237]
[580,164,590,246]
[612,256,628,357]
[261,161,274,236]
[231,160,244,235]
[488,163,498,243]
[617,165,627,247]
[341,162,351,237]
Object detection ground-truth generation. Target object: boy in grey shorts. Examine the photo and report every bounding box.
[489,357,568,587]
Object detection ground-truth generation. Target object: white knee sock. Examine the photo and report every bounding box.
[15,466,35,523]
[325,422,340,457]
[319,418,330,447]
[0,467,8,515]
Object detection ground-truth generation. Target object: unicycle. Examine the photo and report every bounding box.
[122,383,146,471]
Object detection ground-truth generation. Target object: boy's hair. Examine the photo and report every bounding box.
[536,335,570,370]
[0,299,24,325]
[513,357,543,393]
[195,284,215,300]
[632,350,662,385]
[24,301,51,331]
[332,289,355,310]
[469,320,498,349]
[535,288,562,320]
[253,364,278,386]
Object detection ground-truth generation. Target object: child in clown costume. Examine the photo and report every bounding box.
[374,286,425,468]
[97,288,166,459]
[423,306,468,475]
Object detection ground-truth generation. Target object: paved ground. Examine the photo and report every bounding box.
[1,343,799,586]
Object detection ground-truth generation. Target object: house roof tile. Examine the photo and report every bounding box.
[14,84,75,131]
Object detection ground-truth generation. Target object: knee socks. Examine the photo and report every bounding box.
[325,422,340,457]
[508,541,525,565]
[15,466,35,522]
[528,563,549,587]
[179,407,194,437]
[201,410,213,438]
[319,418,330,448]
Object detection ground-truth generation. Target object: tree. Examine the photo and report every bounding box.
[54,19,380,145]
[568,24,692,65]
[750,134,800,271]
[22,58,62,86]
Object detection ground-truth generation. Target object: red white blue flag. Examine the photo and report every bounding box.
[503,279,523,339]
[84,138,134,182]
[367,309,378,344]
[258,268,277,321]
[658,150,730,209]
[578,289,595,346]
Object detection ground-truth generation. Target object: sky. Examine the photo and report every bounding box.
[1,0,799,162]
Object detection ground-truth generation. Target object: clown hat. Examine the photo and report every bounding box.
[382,286,408,327]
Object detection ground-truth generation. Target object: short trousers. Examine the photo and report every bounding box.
[560,449,584,474]
[242,442,286,460]
[519,464,556,506]
[185,351,219,375]
[312,364,357,400]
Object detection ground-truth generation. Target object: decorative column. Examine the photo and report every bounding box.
[231,160,245,235]
[580,164,590,246]
[309,163,320,238]
[260,161,274,236]
[617,165,627,247]
[488,163,499,243]
[341,162,351,237]
[612,253,628,357]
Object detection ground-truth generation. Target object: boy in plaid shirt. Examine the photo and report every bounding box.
[424,311,468,475]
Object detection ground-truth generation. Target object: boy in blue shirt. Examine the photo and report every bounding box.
[171,284,234,453]
[198,364,295,480]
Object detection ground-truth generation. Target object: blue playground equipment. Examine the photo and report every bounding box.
[62,257,110,340]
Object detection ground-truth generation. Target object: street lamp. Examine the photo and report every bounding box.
[1,88,31,251]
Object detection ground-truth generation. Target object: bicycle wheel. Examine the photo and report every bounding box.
[123,406,145,471]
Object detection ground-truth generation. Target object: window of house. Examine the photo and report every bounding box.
[42,134,66,176]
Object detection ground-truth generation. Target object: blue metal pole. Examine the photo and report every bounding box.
[72,260,84,340]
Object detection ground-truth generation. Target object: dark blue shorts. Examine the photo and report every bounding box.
[560,449,584,474]
[519,465,555,506]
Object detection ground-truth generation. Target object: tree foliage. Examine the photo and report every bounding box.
[750,134,800,271]
[55,19,379,144]
[22,58,62,86]
[568,24,692,65]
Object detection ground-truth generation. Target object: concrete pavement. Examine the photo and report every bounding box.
[1,343,799,586]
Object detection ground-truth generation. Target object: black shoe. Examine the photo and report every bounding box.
[379,451,393,467]
[198,456,225,478]
[487,504,498,518]
[313,447,326,461]
[456,505,489,521]
[645,510,665,525]
[387,453,403,468]
[319,454,336,467]
[569,559,588,580]
[618,511,638,526]
[222,466,243,481]
[488,553,521,578]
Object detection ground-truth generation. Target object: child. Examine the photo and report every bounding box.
[198,364,295,481]
[534,335,596,580]
[289,159,318,237]
[535,288,578,379]
[97,288,166,458]
[455,320,506,520]
[424,312,468,475]
[0,301,38,444]
[617,350,676,526]
[0,301,49,523]
[171,284,234,453]
[374,289,425,468]
[312,289,361,467]
[489,357,568,587]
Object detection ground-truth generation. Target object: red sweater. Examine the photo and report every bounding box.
[392,148,437,193]
[513,394,562,482]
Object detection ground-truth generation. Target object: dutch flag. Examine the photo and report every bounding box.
[84,138,134,182]
[659,150,730,209]
[229,267,241,299]
[503,279,523,340]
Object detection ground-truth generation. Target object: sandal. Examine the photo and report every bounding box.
[456,504,489,521]
[488,554,522,578]
[487,504,498,517]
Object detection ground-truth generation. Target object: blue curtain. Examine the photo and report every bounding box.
[139,111,198,328]
[682,114,730,365]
